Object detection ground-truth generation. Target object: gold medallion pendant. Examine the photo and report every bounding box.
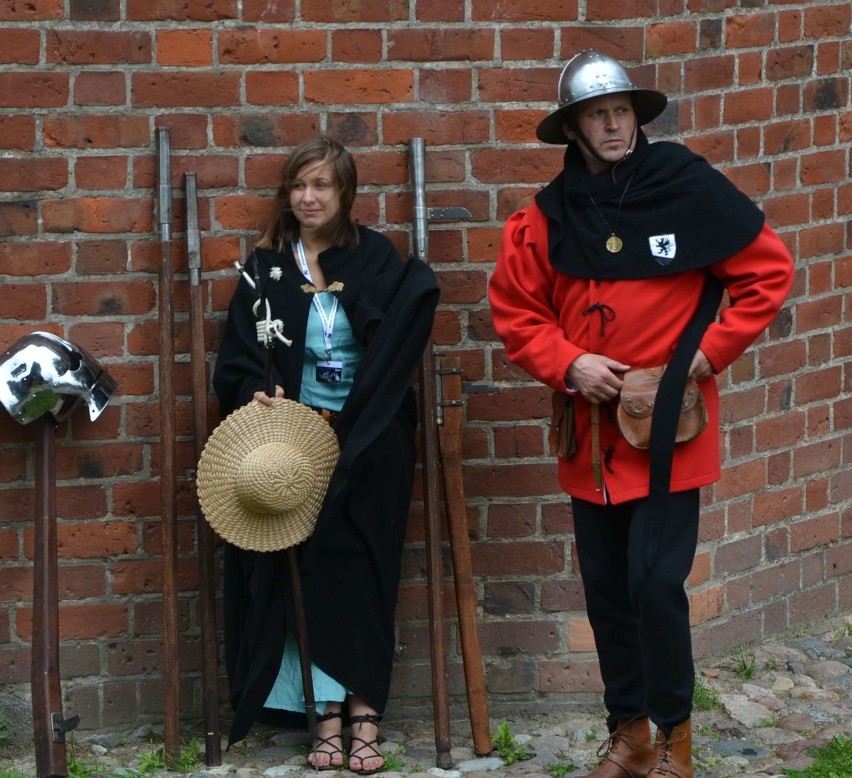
[606,235,623,253]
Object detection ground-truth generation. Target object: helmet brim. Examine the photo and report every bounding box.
[535,88,668,145]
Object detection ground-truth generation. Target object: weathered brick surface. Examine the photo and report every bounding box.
[0,0,847,729]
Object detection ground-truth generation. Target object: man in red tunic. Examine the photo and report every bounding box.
[489,51,794,778]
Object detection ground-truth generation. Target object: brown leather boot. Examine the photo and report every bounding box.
[585,716,656,778]
[648,719,693,778]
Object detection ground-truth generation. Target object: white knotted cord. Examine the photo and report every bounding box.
[234,260,257,290]
[253,298,293,347]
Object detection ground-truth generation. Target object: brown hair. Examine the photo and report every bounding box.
[256,135,359,252]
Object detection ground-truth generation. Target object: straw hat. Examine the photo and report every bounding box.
[197,398,340,552]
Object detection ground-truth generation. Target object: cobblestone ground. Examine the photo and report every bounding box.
[2,613,851,778]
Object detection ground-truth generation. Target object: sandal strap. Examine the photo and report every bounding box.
[349,713,383,726]
[317,711,343,724]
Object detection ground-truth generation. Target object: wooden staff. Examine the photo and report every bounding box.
[410,137,452,769]
[436,356,491,756]
[185,173,222,766]
[157,126,181,766]
[32,416,79,778]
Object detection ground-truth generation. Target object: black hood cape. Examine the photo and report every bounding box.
[213,228,439,746]
[535,129,765,279]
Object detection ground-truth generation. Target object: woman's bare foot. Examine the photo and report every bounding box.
[348,697,384,775]
[307,704,344,770]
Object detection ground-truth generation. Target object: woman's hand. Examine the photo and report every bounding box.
[253,385,284,407]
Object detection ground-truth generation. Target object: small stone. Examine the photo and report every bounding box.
[788,688,839,701]
[427,770,462,778]
[778,713,815,733]
[455,757,507,772]
[719,694,773,728]
[701,668,720,678]
[710,738,770,761]
[771,677,795,693]
[806,660,851,682]
[261,766,302,778]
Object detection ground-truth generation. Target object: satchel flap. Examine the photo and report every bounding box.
[620,387,655,419]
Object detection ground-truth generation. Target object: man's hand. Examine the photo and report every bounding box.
[566,354,631,404]
[689,349,714,382]
[253,385,284,406]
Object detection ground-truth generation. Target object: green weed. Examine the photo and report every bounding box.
[784,735,852,777]
[492,722,530,765]
[693,675,721,711]
[548,762,577,777]
[733,644,757,680]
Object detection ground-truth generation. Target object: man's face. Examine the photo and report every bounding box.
[562,94,638,173]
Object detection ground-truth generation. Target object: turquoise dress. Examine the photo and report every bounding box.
[264,293,363,714]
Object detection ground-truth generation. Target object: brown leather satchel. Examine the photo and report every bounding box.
[616,365,707,450]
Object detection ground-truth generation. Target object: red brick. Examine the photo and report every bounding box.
[413,0,463,22]
[0,0,63,19]
[647,21,697,57]
[465,462,560,499]
[244,71,300,106]
[305,69,413,105]
[541,660,603,692]
[0,72,69,109]
[0,240,72,275]
[218,29,326,65]
[0,158,67,192]
[685,55,735,91]
[73,71,126,106]
[804,3,851,38]
[242,0,294,21]
[0,284,47,320]
[792,513,840,553]
[332,29,383,63]
[725,12,776,49]
[799,223,845,259]
[587,0,657,20]
[75,156,128,190]
[126,0,237,20]
[768,46,814,82]
[43,198,152,235]
[48,31,151,65]
[0,28,39,64]
[559,27,644,60]
[388,28,495,61]
[724,162,770,197]
[304,0,407,21]
[689,584,724,626]
[724,87,774,124]
[793,439,842,479]
[419,68,473,102]
[383,110,490,146]
[156,29,213,67]
[45,115,149,150]
[487,503,537,538]
[501,28,555,61]
[213,194,270,232]
[478,66,556,103]
[684,131,734,165]
[132,72,240,108]
[16,603,128,640]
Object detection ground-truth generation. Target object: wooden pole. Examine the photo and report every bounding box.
[32,417,73,778]
[157,126,181,766]
[410,137,452,769]
[436,356,491,756]
[185,172,222,766]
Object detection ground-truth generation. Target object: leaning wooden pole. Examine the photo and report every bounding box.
[436,356,492,756]
[185,172,222,766]
[410,137,452,769]
[32,417,72,778]
[157,126,181,765]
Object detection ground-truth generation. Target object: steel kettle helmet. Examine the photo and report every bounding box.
[0,332,116,425]
[536,50,668,144]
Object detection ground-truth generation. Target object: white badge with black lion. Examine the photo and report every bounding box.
[649,233,677,264]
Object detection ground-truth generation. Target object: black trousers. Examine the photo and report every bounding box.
[572,489,699,736]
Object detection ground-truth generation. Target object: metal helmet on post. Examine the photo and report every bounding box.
[0,332,116,425]
[536,50,668,145]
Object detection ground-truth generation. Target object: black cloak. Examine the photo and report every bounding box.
[212,226,440,745]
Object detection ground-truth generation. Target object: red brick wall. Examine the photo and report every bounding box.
[1,0,850,729]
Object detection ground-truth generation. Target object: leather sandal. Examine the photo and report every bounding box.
[308,711,345,771]
[348,712,385,775]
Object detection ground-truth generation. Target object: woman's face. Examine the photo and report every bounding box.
[288,160,341,233]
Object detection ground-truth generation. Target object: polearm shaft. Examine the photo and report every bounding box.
[410,137,452,770]
[32,417,70,778]
[157,127,181,767]
[185,172,222,766]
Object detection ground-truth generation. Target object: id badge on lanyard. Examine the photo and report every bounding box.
[295,240,344,383]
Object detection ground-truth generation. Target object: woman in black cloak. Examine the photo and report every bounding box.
[212,136,439,773]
